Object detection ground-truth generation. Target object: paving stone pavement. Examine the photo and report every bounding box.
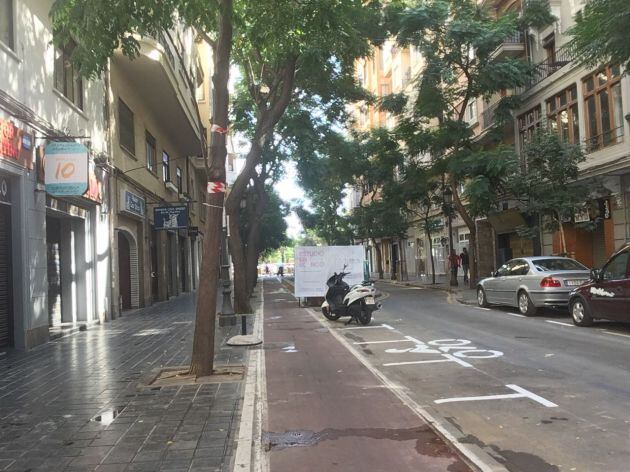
[0,293,251,472]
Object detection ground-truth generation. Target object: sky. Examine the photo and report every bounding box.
[274,161,305,239]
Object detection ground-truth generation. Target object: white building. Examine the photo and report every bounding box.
[0,0,111,350]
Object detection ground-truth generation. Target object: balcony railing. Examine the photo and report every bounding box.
[517,46,575,94]
[503,31,525,44]
[584,125,625,153]
[481,101,499,130]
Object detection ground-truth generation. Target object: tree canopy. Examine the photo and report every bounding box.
[568,0,630,71]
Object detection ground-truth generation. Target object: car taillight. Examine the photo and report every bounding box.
[540,276,562,288]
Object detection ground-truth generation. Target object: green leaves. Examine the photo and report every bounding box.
[568,0,630,71]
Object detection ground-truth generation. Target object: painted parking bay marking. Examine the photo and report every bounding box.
[434,384,558,408]
[385,338,504,359]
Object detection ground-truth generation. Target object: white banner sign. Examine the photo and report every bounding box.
[294,246,365,298]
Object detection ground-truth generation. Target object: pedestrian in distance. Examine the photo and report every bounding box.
[460,247,469,283]
[264,264,270,275]
[448,249,460,281]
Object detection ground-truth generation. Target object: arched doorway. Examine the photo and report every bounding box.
[118,232,132,310]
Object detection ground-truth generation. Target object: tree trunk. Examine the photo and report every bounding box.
[227,209,252,314]
[189,0,233,378]
[451,182,477,288]
[556,212,567,255]
[372,238,384,279]
[426,222,436,285]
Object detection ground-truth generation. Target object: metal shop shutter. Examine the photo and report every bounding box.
[0,205,12,348]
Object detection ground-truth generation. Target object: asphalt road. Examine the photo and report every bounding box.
[316,282,630,472]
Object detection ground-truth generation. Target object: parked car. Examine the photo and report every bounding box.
[568,242,630,326]
[477,256,591,315]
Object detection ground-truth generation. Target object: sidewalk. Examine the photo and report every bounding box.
[0,293,247,472]
[379,274,478,305]
[262,278,472,472]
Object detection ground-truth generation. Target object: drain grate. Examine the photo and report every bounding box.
[263,430,324,450]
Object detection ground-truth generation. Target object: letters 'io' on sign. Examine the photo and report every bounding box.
[44,141,89,196]
[294,246,365,298]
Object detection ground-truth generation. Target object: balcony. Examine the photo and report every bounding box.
[481,101,499,130]
[113,33,202,158]
[516,46,575,94]
[490,31,526,60]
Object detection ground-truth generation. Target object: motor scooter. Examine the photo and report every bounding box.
[321,267,381,325]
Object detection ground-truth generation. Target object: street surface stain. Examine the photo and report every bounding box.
[264,426,471,469]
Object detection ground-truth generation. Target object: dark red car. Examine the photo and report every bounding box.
[569,242,630,326]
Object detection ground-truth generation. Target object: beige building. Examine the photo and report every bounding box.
[473,0,630,273]
[108,28,208,315]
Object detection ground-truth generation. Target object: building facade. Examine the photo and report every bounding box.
[474,0,630,274]
[108,28,206,317]
[0,0,111,350]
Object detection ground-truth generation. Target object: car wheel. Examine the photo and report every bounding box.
[518,290,537,316]
[477,287,489,308]
[570,298,593,327]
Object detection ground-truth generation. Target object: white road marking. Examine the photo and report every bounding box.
[603,331,630,339]
[545,320,574,328]
[384,358,461,367]
[384,353,473,368]
[305,307,509,472]
[340,323,395,331]
[435,384,557,408]
[353,339,414,345]
[505,312,525,318]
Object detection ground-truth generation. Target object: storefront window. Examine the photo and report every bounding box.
[54,41,83,109]
[546,85,580,144]
[583,65,624,151]
[0,0,13,50]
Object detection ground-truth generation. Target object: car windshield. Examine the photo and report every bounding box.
[533,258,587,271]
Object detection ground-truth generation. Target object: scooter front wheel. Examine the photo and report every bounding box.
[322,306,341,321]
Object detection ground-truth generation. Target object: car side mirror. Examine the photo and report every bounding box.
[590,268,601,282]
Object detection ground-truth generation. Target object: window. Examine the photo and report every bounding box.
[176,167,183,193]
[162,151,170,182]
[546,85,580,144]
[458,232,470,243]
[602,252,629,281]
[533,258,587,271]
[54,42,83,109]
[118,99,135,155]
[543,34,556,64]
[145,132,156,172]
[466,101,477,124]
[379,83,390,97]
[583,65,624,151]
[509,260,530,276]
[517,105,541,149]
[0,0,13,50]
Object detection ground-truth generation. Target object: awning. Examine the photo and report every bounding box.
[486,209,527,234]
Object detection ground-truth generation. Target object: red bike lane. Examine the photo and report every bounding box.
[263,279,472,472]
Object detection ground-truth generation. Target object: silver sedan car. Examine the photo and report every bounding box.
[477,257,591,316]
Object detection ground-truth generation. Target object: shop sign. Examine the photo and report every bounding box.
[44,141,89,196]
[154,205,188,230]
[123,190,145,217]
[574,206,590,223]
[0,118,34,169]
[597,198,611,220]
[0,177,10,203]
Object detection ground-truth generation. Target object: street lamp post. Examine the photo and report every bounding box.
[443,186,458,287]
[218,213,235,326]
